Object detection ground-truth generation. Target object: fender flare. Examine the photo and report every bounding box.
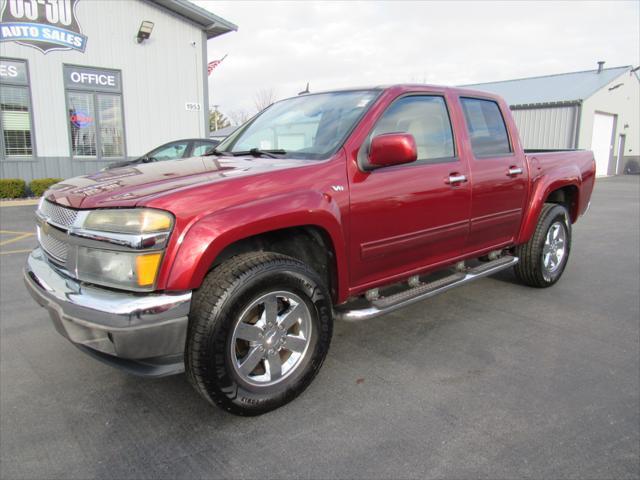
[162,190,349,300]
[517,172,581,244]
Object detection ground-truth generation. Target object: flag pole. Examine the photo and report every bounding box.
[207,54,228,132]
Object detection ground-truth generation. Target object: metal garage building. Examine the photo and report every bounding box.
[0,0,236,182]
[465,63,640,176]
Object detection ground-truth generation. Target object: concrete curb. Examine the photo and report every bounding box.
[0,199,40,207]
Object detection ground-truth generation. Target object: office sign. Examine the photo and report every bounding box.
[0,58,28,84]
[0,0,88,53]
[64,65,121,92]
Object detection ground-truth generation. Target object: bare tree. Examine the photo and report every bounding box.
[228,109,252,126]
[254,88,277,113]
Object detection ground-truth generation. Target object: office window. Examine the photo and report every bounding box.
[0,59,33,157]
[64,65,125,159]
[68,92,97,156]
[97,95,124,157]
[372,96,455,163]
[460,98,511,157]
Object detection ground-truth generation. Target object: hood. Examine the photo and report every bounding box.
[44,155,313,209]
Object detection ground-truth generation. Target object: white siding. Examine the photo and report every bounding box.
[579,72,640,174]
[511,106,578,149]
[0,0,207,159]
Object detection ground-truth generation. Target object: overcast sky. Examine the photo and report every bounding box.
[196,1,640,121]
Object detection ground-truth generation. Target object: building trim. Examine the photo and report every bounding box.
[201,31,209,134]
[510,100,582,110]
[461,65,632,89]
[573,103,582,148]
[145,0,237,39]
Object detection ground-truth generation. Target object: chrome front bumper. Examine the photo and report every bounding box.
[24,248,191,377]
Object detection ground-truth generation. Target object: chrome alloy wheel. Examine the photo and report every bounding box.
[230,291,312,387]
[542,221,567,273]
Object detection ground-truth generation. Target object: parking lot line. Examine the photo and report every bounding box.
[0,248,32,255]
[0,229,35,236]
[0,231,35,247]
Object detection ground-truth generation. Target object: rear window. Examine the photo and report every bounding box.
[460,98,511,157]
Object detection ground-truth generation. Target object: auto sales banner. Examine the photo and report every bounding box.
[0,0,87,53]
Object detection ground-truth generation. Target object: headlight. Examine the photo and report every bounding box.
[83,209,173,234]
[77,247,163,290]
[73,208,174,291]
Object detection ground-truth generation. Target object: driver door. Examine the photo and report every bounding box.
[348,94,471,289]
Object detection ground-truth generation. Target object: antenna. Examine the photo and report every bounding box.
[298,82,310,95]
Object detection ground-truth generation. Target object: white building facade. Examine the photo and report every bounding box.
[0,0,236,181]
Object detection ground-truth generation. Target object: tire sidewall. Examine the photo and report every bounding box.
[538,205,571,285]
[197,260,332,414]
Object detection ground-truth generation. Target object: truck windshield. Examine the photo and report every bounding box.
[217,90,379,160]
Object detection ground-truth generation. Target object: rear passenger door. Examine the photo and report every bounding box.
[458,97,528,254]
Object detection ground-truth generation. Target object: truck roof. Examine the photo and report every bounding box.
[297,84,505,102]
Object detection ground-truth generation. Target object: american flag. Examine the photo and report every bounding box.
[207,54,227,76]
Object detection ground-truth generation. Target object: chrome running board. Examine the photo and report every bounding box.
[335,256,519,322]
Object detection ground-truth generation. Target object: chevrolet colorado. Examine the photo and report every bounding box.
[24,85,596,415]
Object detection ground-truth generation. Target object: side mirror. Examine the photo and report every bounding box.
[368,133,417,169]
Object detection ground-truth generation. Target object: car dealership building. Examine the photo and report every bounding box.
[0,0,236,181]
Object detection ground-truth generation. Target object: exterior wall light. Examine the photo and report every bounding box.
[137,21,154,43]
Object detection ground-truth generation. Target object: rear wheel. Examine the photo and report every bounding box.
[514,203,571,288]
[186,252,333,415]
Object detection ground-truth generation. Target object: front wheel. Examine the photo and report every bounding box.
[514,203,572,288]
[186,252,333,415]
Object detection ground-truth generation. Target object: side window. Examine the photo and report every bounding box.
[0,58,34,157]
[192,141,217,156]
[149,142,188,160]
[371,96,455,163]
[460,98,511,157]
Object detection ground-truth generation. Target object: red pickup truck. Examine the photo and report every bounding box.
[25,85,595,415]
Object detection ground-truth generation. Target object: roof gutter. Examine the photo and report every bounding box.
[148,0,238,38]
[509,99,582,110]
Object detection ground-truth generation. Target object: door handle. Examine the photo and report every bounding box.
[507,166,523,176]
[446,174,467,185]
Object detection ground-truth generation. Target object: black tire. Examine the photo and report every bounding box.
[186,252,333,415]
[514,203,572,288]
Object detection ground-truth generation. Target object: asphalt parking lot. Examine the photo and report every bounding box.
[1,176,639,480]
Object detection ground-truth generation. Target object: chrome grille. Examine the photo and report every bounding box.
[38,228,69,264]
[39,200,78,228]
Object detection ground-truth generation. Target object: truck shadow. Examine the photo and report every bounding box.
[488,267,521,285]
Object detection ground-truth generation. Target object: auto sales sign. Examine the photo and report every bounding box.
[0,0,87,53]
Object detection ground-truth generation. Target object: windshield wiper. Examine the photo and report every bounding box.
[232,148,287,158]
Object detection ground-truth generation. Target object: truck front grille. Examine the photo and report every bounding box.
[39,200,78,228]
[38,227,69,264]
